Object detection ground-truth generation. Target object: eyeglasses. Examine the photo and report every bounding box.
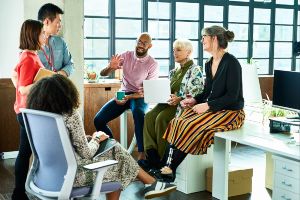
[201,34,211,40]
[136,40,150,47]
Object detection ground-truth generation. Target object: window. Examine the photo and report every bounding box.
[84,0,109,74]
[228,5,249,64]
[273,8,294,71]
[148,1,171,76]
[84,0,300,76]
[176,2,200,69]
[252,8,271,74]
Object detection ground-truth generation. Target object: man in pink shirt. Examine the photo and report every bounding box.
[94,32,159,160]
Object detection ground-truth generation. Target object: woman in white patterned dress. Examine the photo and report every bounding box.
[26,74,177,200]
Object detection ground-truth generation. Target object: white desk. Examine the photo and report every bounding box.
[212,121,300,200]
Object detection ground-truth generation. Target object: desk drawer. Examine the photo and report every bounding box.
[273,187,300,200]
[274,173,300,194]
[273,156,300,178]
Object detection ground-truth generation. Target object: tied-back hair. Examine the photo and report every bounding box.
[202,25,235,49]
[38,3,64,22]
[19,19,43,50]
[27,74,80,115]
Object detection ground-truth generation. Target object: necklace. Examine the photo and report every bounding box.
[41,44,56,71]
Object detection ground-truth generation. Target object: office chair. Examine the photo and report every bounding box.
[22,109,121,200]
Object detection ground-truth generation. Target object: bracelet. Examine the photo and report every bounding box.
[93,137,100,143]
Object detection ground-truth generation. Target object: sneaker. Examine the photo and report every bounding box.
[144,181,177,199]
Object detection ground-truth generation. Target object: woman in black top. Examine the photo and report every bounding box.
[153,25,245,181]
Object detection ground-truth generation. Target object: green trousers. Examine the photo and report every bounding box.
[143,104,177,158]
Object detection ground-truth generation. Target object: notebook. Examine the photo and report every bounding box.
[143,79,171,104]
[93,138,117,158]
[33,68,56,83]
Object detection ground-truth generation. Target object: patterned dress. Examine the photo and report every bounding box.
[63,110,139,189]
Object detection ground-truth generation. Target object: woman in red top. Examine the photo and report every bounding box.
[11,19,45,200]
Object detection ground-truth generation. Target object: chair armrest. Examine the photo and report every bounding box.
[83,160,118,170]
[84,160,119,198]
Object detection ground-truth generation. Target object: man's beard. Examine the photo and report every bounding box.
[135,47,148,57]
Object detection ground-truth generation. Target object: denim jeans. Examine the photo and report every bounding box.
[12,113,31,199]
[94,96,148,152]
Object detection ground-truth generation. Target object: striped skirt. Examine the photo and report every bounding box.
[163,108,245,155]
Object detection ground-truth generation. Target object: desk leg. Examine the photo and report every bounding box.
[212,137,231,200]
[120,112,127,149]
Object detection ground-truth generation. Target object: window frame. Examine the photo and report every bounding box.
[84,0,300,77]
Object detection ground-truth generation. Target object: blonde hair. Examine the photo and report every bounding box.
[173,38,193,59]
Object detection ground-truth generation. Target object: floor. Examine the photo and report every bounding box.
[0,143,272,200]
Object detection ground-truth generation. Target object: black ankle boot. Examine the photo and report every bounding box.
[150,169,176,183]
[146,148,161,169]
[137,159,151,172]
[12,189,29,200]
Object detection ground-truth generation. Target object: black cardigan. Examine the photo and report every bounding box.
[194,52,244,112]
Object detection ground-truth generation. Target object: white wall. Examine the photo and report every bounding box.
[63,0,84,114]
[0,0,24,78]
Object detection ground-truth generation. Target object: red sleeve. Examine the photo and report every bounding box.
[18,57,38,87]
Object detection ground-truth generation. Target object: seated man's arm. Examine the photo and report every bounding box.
[100,54,123,76]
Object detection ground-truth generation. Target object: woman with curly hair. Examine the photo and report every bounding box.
[26,74,177,200]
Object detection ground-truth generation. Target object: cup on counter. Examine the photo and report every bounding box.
[116,91,125,100]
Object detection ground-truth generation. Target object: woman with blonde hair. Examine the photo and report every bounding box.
[140,38,204,171]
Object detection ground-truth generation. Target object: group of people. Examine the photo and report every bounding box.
[11,2,245,200]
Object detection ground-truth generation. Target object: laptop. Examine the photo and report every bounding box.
[143,79,171,104]
[94,138,117,158]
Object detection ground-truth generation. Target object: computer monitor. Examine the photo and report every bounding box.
[272,70,300,119]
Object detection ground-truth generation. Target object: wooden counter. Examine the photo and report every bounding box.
[84,80,134,145]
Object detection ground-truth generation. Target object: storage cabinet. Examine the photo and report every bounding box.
[174,146,213,194]
[272,155,300,200]
[0,79,19,152]
[84,80,134,144]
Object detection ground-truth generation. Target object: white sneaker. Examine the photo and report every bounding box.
[144,181,177,199]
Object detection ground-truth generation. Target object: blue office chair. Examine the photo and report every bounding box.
[22,109,121,200]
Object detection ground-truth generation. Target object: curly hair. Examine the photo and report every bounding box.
[26,74,80,115]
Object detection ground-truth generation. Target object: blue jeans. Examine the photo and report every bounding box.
[94,97,148,152]
[12,113,31,200]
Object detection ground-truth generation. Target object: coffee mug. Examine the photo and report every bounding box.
[116,91,125,100]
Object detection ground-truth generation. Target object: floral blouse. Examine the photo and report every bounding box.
[169,62,204,115]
